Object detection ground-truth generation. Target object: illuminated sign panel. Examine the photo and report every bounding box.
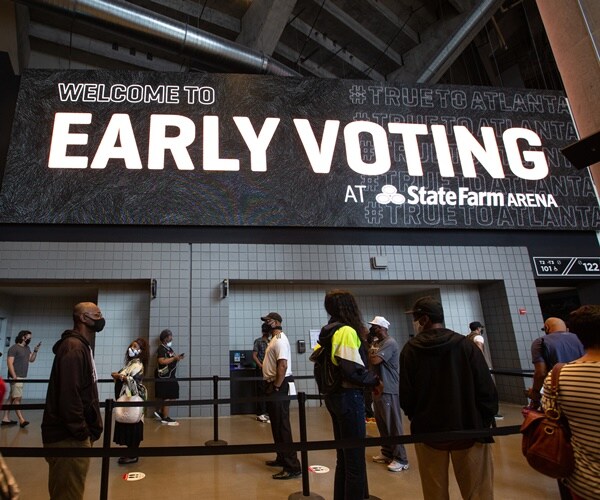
[0,70,598,229]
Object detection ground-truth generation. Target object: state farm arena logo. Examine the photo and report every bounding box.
[375,185,557,208]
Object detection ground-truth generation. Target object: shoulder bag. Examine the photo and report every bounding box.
[520,363,575,478]
[114,377,144,424]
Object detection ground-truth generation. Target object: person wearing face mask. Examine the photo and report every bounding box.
[111,338,148,464]
[399,296,498,500]
[1,330,41,428]
[42,302,105,500]
[315,290,379,499]
[154,329,184,425]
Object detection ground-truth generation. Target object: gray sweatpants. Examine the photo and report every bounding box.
[373,393,408,463]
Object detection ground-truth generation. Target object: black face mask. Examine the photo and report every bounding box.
[25,339,31,346]
[86,317,106,332]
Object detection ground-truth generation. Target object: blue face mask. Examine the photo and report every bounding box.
[166,341,172,348]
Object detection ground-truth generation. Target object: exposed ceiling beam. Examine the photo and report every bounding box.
[290,15,384,80]
[449,0,472,13]
[364,0,420,44]
[28,21,189,71]
[310,0,404,68]
[276,42,337,78]
[236,0,296,56]
[144,0,239,32]
[388,0,502,83]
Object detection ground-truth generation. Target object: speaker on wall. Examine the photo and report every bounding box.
[561,130,600,170]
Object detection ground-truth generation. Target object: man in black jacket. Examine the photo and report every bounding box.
[400,296,498,500]
[42,302,105,500]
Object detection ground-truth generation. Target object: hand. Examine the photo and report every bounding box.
[372,380,384,397]
[35,342,42,351]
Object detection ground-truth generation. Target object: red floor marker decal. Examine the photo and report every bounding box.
[123,472,146,481]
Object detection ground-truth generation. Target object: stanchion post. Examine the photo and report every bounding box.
[100,399,114,500]
[289,392,324,500]
[205,375,227,446]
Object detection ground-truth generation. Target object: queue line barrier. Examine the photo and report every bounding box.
[0,369,531,500]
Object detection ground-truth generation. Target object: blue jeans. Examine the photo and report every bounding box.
[325,389,368,500]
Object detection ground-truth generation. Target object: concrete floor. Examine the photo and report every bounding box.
[0,403,560,499]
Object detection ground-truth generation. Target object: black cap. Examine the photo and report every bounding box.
[261,312,282,323]
[408,297,444,320]
[469,321,484,331]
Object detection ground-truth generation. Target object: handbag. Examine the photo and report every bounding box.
[520,363,575,478]
[114,377,144,424]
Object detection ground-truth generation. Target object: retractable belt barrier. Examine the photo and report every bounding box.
[0,369,532,500]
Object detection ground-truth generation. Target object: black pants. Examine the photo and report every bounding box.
[265,379,300,473]
[256,369,267,415]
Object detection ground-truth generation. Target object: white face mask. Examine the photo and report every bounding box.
[166,341,172,348]
[128,347,140,358]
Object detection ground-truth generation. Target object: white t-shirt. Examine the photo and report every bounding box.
[472,334,484,347]
[262,331,292,381]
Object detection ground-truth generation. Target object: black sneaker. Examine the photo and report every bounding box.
[153,410,163,421]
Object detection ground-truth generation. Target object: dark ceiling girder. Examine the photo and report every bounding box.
[14,0,301,76]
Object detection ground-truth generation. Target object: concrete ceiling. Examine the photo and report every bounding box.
[7,0,554,87]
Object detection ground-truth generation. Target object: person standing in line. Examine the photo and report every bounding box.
[541,305,600,500]
[154,329,184,425]
[317,290,379,500]
[466,321,503,420]
[1,330,41,428]
[528,317,584,409]
[529,316,585,500]
[466,321,486,353]
[112,337,148,465]
[253,322,271,423]
[367,316,409,472]
[400,297,498,500]
[261,312,302,480]
[42,302,105,500]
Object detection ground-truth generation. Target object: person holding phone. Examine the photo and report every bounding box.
[153,329,184,425]
[2,330,41,428]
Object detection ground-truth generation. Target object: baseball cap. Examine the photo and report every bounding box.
[407,296,444,319]
[469,321,484,330]
[368,316,390,329]
[261,312,282,323]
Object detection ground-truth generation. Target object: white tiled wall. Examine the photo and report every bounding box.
[0,241,544,415]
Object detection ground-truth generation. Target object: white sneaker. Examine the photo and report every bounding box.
[372,455,391,464]
[257,414,270,423]
[387,460,409,472]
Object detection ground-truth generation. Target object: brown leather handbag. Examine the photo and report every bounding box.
[520,363,575,478]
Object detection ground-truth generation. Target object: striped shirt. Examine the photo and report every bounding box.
[543,361,600,499]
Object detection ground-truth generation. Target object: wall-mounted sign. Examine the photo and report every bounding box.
[533,257,600,277]
[0,70,598,230]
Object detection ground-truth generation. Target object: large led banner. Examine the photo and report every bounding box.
[1,70,598,230]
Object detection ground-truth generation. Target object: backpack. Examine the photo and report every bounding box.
[310,323,343,395]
